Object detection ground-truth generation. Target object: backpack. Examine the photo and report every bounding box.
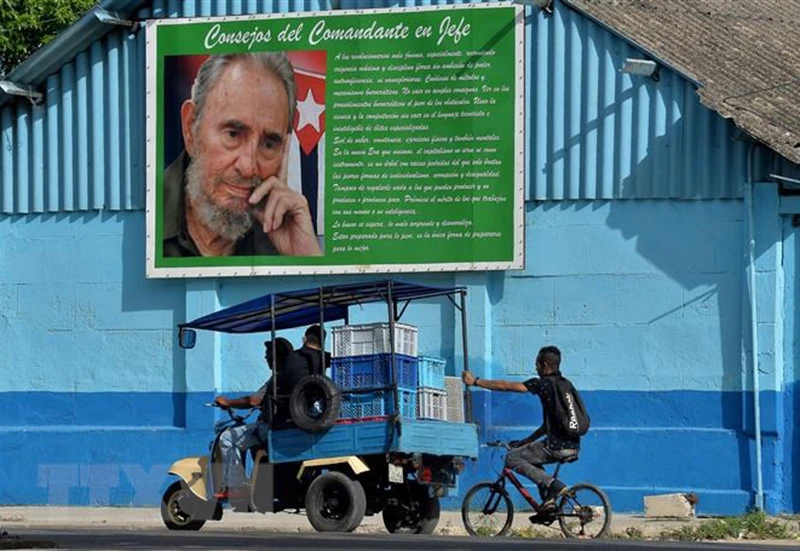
[549,375,591,437]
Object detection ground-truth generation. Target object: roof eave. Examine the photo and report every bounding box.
[561,0,800,167]
[0,0,148,109]
[560,0,702,89]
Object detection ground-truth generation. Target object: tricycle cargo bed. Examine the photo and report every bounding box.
[268,420,478,463]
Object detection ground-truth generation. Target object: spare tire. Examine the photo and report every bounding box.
[289,374,341,433]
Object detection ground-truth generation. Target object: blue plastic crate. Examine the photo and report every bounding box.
[417,356,446,390]
[332,354,418,390]
[340,389,416,420]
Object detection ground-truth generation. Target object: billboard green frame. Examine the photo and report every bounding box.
[145,3,525,278]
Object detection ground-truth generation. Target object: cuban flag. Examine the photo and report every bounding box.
[286,52,327,238]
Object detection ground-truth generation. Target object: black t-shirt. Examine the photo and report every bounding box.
[287,345,330,377]
[524,375,581,451]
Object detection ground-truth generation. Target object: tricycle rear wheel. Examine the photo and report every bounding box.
[382,485,440,534]
[305,471,367,533]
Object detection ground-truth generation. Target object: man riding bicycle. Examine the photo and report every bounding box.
[462,346,583,513]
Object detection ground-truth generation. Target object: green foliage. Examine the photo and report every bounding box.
[583,512,796,542]
[0,0,95,74]
[656,511,793,542]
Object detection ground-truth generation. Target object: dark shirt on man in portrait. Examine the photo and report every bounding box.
[162,151,279,258]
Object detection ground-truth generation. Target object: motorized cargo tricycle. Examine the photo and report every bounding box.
[161,280,479,533]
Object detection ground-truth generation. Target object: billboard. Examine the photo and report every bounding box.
[145,3,524,277]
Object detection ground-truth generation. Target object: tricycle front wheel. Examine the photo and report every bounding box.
[161,481,207,531]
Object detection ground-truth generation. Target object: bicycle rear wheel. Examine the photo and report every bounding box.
[461,482,514,537]
[557,483,612,539]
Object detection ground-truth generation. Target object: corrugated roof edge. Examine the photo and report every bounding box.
[0,0,148,109]
[561,0,800,167]
[560,0,701,88]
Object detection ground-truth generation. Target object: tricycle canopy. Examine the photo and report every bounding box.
[178,279,466,338]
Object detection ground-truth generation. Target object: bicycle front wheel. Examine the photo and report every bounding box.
[557,483,612,539]
[461,482,514,537]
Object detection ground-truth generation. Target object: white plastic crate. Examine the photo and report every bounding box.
[444,376,465,423]
[417,388,447,421]
[332,323,418,358]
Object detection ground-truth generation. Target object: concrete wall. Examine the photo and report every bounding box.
[462,189,786,513]
[3,188,793,513]
[2,0,798,515]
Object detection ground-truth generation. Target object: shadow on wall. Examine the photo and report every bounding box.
[531,70,756,407]
[527,52,781,505]
[605,195,755,501]
[602,130,769,505]
[116,211,188,427]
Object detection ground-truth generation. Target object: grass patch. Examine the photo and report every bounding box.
[474,526,499,537]
[657,511,793,541]
[506,509,797,541]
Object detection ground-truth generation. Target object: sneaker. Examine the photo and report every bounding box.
[542,480,567,507]
[529,509,557,524]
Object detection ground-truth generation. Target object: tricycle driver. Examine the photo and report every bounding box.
[212,336,297,500]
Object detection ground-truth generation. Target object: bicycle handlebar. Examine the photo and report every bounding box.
[204,403,257,424]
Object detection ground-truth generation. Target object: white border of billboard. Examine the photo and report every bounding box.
[145,3,525,278]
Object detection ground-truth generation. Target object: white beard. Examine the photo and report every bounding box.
[185,157,255,242]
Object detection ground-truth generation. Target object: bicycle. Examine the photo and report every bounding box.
[461,441,612,539]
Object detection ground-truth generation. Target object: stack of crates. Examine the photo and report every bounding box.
[417,356,447,421]
[331,323,419,421]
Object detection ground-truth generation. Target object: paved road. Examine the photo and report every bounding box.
[2,528,796,551]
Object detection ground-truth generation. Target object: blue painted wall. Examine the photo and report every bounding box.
[1,0,798,515]
[2,192,795,513]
